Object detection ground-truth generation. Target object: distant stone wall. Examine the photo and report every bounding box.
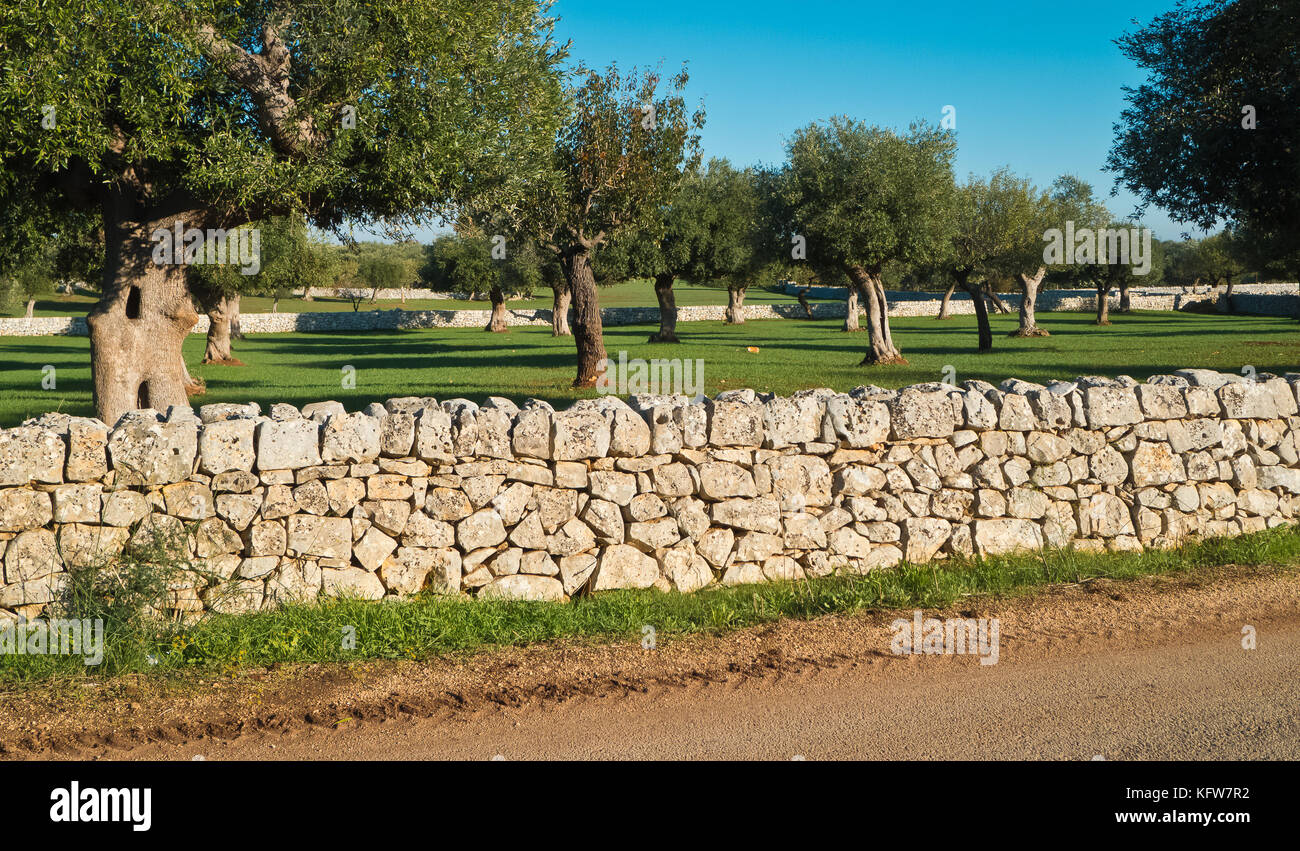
[5,283,1296,337]
[2,369,1299,622]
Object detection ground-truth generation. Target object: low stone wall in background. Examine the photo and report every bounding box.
[2,369,1299,621]
[4,283,1296,337]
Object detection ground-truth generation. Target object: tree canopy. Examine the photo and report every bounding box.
[1108,0,1300,274]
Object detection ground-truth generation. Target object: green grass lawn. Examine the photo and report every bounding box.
[1,279,822,319]
[1,309,1296,426]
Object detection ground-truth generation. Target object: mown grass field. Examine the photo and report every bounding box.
[1,309,1296,426]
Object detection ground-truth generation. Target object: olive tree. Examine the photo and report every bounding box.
[0,0,564,424]
[779,118,956,365]
[424,227,552,331]
[507,64,703,385]
[599,158,760,339]
[1109,0,1300,278]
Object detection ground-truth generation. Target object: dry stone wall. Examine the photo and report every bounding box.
[5,283,1296,337]
[3,369,1300,622]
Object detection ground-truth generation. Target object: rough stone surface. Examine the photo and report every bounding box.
[0,369,1294,619]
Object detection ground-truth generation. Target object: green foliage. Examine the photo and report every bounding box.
[423,229,553,298]
[945,169,1046,282]
[0,220,101,309]
[598,158,763,289]
[511,63,704,255]
[1043,176,1115,287]
[357,255,405,292]
[1109,0,1300,274]
[778,117,958,278]
[424,234,495,296]
[0,0,567,254]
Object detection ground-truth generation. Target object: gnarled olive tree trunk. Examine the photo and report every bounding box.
[485,285,509,332]
[797,288,813,318]
[561,249,606,387]
[843,283,862,331]
[87,201,203,426]
[848,264,905,365]
[230,294,243,340]
[551,280,572,336]
[648,272,679,342]
[936,281,957,319]
[984,283,1011,314]
[725,285,747,324]
[196,289,244,365]
[1118,282,1133,312]
[24,298,36,318]
[1010,266,1050,337]
[1096,283,1113,325]
[1220,278,1235,313]
[955,270,993,352]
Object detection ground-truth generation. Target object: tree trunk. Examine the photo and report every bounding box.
[725,286,747,324]
[955,271,993,352]
[1096,284,1112,325]
[197,290,245,365]
[562,250,606,387]
[551,281,572,336]
[230,293,243,340]
[936,281,957,319]
[87,201,203,426]
[648,272,679,342]
[1010,267,1050,337]
[24,298,35,318]
[1221,278,1235,313]
[842,283,862,331]
[797,288,813,318]
[1118,283,1132,312]
[984,283,1011,314]
[849,264,905,365]
[485,285,509,332]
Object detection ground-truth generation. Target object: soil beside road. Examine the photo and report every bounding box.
[2,564,1297,760]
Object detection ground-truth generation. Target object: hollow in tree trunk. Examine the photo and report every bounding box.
[485,285,509,332]
[849,264,906,365]
[648,272,679,342]
[87,201,205,426]
[936,281,957,319]
[725,285,747,324]
[843,282,862,331]
[1010,267,1050,337]
[1096,283,1113,325]
[561,249,606,387]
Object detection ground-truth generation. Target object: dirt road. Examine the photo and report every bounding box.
[5,566,1298,760]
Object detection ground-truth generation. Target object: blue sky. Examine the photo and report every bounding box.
[377,0,1208,243]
